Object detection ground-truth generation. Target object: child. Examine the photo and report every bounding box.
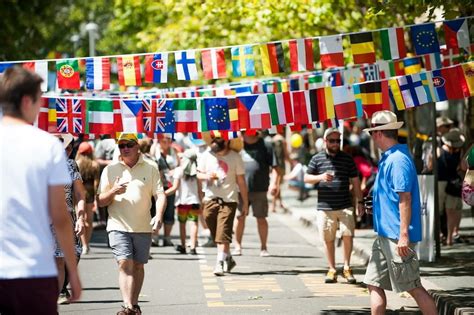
[173,149,203,254]
[285,153,312,200]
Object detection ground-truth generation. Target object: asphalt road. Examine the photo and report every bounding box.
[59,211,407,315]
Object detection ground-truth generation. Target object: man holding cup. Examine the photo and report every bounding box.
[304,128,364,284]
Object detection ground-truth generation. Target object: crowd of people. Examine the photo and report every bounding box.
[1,65,472,315]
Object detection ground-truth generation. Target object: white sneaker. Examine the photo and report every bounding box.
[231,248,242,256]
[213,261,224,276]
[81,246,90,255]
[260,249,270,257]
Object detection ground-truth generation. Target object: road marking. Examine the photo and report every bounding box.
[222,277,283,292]
[299,274,368,297]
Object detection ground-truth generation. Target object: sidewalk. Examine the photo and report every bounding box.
[278,187,474,315]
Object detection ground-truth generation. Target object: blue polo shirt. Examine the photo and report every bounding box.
[373,144,422,242]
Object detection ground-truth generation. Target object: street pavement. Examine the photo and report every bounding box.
[58,194,418,314]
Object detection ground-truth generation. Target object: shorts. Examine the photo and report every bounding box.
[177,204,201,223]
[0,277,58,315]
[108,231,152,264]
[364,236,422,293]
[316,208,355,242]
[163,194,176,225]
[238,192,268,218]
[445,194,463,211]
[203,198,237,244]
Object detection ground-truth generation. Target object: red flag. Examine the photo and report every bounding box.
[201,49,227,79]
[289,38,314,72]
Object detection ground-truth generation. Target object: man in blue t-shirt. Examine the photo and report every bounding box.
[363,111,436,314]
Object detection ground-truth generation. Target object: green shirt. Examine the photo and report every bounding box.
[468,146,474,168]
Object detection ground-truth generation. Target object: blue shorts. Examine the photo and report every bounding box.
[108,231,152,264]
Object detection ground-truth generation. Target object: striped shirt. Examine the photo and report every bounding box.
[306,151,358,210]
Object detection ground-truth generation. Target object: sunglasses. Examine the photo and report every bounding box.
[118,142,136,149]
[327,139,341,144]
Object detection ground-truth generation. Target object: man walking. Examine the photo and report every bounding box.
[197,132,249,276]
[98,133,166,315]
[304,127,364,283]
[363,111,437,314]
[0,66,81,313]
[233,131,280,257]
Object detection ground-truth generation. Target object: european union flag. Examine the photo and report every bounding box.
[410,23,440,55]
[202,98,230,131]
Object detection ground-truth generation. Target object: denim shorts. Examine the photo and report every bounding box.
[363,236,422,293]
[108,231,152,264]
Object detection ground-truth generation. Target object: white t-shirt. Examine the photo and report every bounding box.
[173,167,200,206]
[0,122,70,279]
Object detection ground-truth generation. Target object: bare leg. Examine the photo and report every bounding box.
[452,210,462,237]
[164,223,173,238]
[179,222,186,247]
[131,262,145,306]
[342,235,353,268]
[323,240,336,270]
[190,221,198,249]
[446,207,456,245]
[368,285,387,315]
[217,242,230,255]
[118,259,135,308]
[256,217,268,250]
[233,215,246,251]
[407,287,437,315]
[80,202,94,251]
[55,257,65,294]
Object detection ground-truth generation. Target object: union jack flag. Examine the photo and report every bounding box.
[142,99,175,134]
[55,98,84,134]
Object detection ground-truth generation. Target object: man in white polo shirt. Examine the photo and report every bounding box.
[98,133,166,315]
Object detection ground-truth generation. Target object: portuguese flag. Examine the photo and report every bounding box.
[56,59,80,90]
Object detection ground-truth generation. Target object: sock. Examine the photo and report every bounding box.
[343,265,350,270]
[217,251,226,262]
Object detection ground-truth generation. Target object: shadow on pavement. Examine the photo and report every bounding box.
[319,309,421,314]
[430,287,474,315]
[72,299,123,304]
[82,286,119,291]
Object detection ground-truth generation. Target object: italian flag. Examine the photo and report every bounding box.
[267,92,294,126]
[85,100,114,135]
[174,99,200,132]
[380,27,406,60]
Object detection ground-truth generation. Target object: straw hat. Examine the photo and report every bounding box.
[442,128,465,148]
[436,116,454,128]
[323,127,341,139]
[363,110,404,132]
[54,133,74,149]
[201,131,243,152]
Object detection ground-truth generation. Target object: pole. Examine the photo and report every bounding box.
[432,103,441,259]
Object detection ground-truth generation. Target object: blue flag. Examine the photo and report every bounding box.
[201,98,230,131]
[231,46,256,77]
[410,23,440,55]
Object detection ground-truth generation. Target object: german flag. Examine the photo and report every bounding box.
[260,42,286,75]
[353,81,390,118]
[350,32,376,64]
[308,87,335,122]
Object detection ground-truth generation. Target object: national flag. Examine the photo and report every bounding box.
[377,60,405,78]
[403,56,422,75]
[362,64,380,81]
[380,27,407,60]
[308,74,324,89]
[175,50,199,80]
[308,87,336,122]
[343,67,362,85]
[231,46,256,77]
[388,73,433,110]
[35,98,53,130]
[267,92,294,126]
[113,100,123,134]
[319,35,344,69]
[422,53,441,71]
[291,90,311,125]
[120,100,144,133]
[443,18,470,53]
[145,53,168,83]
[353,81,390,118]
[85,100,114,135]
[441,46,465,66]
[173,99,200,132]
[56,60,80,89]
[48,98,57,132]
[227,98,240,131]
[461,62,474,97]
[332,85,359,119]
[325,69,344,86]
[289,38,314,72]
[410,23,440,55]
[260,42,285,75]
[200,98,230,131]
[23,61,48,91]
[350,32,376,64]
[142,98,175,134]
[117,56,142,86]
[55,98,84,134]
[427,65,468,101]
[236,95,271,130]
[201,49,227,79]
[0,63,14,74]
[85,57,110,90]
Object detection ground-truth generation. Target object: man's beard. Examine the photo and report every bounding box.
[326,146,339,154]
[211,140,226,153]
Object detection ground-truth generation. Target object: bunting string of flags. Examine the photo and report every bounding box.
[34,62,474,137]
[1,16,473,94]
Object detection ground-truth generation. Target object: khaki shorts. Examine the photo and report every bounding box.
[203,198,237,244]
[364,236,422,293]
[445,194,463,211]
[238,192,268,218]
[316,208,355,242]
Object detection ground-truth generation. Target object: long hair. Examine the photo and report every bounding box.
[75,152,98,182]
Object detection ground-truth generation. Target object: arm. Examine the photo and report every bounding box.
[73,179,86,236]
[397,192,412,257]
[351,176,365,217]
[49,185,82,301]
[236,174,249,217]
[152,191,167,234]
[304,172,333,185]
[269,167,282,196]
[165,177,180,196]
[97,176,127,207]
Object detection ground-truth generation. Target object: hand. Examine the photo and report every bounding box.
[240,203,249,217]
[356,203,365,217]
[151,217,163,235]
[112,176,127,195]
[397,235,410,257]
[319,173,334,182]
[75,217,85,236]
[269,183,278,197]
[67,269,82,302]
[208,172,218,181]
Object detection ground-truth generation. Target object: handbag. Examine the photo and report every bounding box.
[462,169,474,206]
[445,176,463,197]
